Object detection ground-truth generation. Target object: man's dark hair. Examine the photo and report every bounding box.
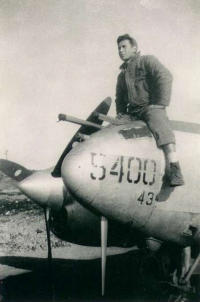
[117,34,138,48]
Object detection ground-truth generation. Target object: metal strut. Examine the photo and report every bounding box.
[169,247,200,302]
[182,250,200,284]
[101,216,108,296]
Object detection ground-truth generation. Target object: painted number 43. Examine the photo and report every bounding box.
[137,191,155,206]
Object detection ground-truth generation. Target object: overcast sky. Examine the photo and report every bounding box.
[1,0,200,169]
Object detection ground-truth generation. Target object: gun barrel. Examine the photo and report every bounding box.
[58,114,103,130]
[95,113,121,125]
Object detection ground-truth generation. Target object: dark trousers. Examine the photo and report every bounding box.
[130,107,175,147]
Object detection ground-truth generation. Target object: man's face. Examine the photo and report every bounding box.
[118,39,137,61]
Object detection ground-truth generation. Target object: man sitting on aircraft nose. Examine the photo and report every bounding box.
[115,34,184,186]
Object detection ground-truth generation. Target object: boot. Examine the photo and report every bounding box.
[169,162,184,186]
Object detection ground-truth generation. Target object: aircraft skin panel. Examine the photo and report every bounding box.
[142,209,196,246]
[54,200,139,247]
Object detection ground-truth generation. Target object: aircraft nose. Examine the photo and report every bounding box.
[61,145,100,204]
[18,172,64,210]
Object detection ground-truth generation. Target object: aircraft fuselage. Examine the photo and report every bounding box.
[62,121,200,247]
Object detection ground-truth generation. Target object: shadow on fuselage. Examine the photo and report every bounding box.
[0,251,173,302]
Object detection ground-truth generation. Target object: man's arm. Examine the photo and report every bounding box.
[144,55,173,106]
[115,73,127,115]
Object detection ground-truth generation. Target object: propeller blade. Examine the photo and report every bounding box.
[44,207,53,264]
[0,159,34,182]
[44,207,55,300]
[52,97,112,177]
[0,159,65,210]
[101,216,108,296]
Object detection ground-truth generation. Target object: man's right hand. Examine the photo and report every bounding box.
[148,105,165,110]
[115,113,132,124]
[116,113,129,119]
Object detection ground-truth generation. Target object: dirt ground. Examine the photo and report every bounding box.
[0,189,134,259]
[0,190,71,257]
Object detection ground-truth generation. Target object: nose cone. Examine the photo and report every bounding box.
[18,171,64,209]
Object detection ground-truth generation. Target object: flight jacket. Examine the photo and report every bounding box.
[115,53,173,114]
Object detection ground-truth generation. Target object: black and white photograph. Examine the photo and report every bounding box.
[0,0,200,301]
